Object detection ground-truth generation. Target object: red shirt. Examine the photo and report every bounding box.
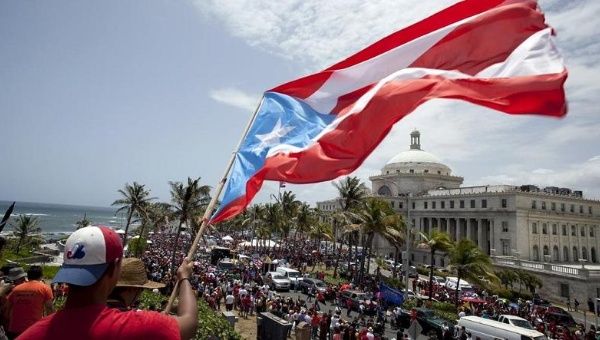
[8,280,53,333]
[17,304,180,340]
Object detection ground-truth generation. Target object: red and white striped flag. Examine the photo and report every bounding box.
[212,0,567,223]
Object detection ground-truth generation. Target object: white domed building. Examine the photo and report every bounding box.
[370,130,463,198]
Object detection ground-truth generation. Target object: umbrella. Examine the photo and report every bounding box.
[115,229,126,234]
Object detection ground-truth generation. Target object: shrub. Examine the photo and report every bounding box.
[138,291,242,340]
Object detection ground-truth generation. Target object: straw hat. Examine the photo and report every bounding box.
[116,258,165,289]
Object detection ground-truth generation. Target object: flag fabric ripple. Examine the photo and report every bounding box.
[211,0,567,223]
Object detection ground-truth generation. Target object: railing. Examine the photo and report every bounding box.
[491,256,600,280]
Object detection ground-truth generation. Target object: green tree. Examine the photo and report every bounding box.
[169,177,211,269]
[75,213,91,230]
[112,182,155,246]
[496,269,519,290]
[356,198,403,281]
[418,230,453,300]
[294,203,313,241]
[448,239,496,306]
[14,215,41,254]
[262,203,282,249]
[331,176,366,278]
[273,190,300,239]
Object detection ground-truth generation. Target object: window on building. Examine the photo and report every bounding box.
[409,169,414,174]
[570,204,575,213]
[563,246,569,262]
[424,202,428,209]
[542,223,547,234]
[590,206,593,214]
[582,247,588,260]
[581,226,586,237]
[432,201,436,209]
[502,221,509,233]
[591,226,594,237]
[552,224,557,235]
[560,284,569,298]
[551,202,556,211]
[437,170,441,174]
[391,201,395,208]
[553,246,559,262]
[386,171,389,174]
[424,169,429,173]
[542,201,547,210]
[573,246,579,260]
[450,201,455,209]
[532,223,538,234]
[572,225,576,236]
[470,200,476,208]
[412,202,415,209]
[482,199,487,208]
[460,200,465,208]
[532,245,540,261]
[543,245,549,257]
[399,202,403,209]
[501,199,507,208]
[441,201,445,209]
[561,203,565,212]
[501,239,510,256]
[562,225,567,236]
[532,200,537,209]
[396,170,400,173]
[580,205,584,214]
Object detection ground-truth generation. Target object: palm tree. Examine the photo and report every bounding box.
[331,176,366,278]
[448,239,496,306]
[418,230,453,300]
[309,221,333,271]
[262,203,282,250]
[243,204,265,245]
[334,176,366,211]
[14,215,41,254]
[169,177,211,269]
[356,198,403,281]
[112,182,155,246]
[273,191,300,239]
[294,203,313,241]
[75,213,91,230]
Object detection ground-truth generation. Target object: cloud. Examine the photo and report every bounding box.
[476,156,600,199]
[192,0,457,69]
[209,87,259,111]
[195,0,600,205]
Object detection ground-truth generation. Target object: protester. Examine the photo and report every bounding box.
[18,226,198,340]
[107,258,165,311]
[6,266,52,338]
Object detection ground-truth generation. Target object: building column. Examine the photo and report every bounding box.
[477,219,484,251]
[466,218,472,242]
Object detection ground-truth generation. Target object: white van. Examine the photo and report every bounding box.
[276,267,302,288]
[458,316,546,340]
[445,277,473,291]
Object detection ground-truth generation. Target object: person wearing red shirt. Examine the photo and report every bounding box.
[18,226,198,340]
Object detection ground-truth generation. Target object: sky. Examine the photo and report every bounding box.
[1,0,599,208]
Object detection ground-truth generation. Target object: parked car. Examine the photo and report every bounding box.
[396,308,450,338]
[298,278,327,294]
[497,315,534,330]
[265,271,291,291]
[275,267,302,288]
[337,290,377,315]
[432,276,446,286]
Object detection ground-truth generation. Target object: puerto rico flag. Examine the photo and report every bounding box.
[211,0,567,223]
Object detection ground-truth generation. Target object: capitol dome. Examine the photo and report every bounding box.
[382,130,452,176]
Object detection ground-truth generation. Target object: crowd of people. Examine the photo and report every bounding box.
[2,226,600,339]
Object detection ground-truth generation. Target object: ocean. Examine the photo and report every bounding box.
[0,200,128,238]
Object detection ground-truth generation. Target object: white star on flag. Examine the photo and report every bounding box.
[252,118,294,153]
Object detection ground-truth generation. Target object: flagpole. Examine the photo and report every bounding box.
[164,99,263,312]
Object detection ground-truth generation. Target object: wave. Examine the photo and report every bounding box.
[11,213,50,217]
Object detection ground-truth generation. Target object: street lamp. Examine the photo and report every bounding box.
[404,192,414,297]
